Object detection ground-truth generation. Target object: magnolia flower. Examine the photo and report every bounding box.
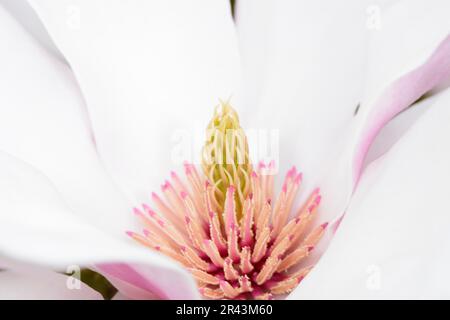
[1,0,450,300]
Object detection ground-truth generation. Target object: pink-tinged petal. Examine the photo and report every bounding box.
[310,33,450,252]
[236,1,450,230]
[290,88,450,298]
[96,263,199,300]
[0,151,199,300]
[350,0,450,187]
[0,5,132,236]
[315,1,450,225]
[29,0,241,201]
[352,35,450,187]
[0,268,101,300]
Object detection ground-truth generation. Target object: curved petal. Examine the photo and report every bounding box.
[305,1,450,285]
[29,0,241,202]
[290,87,450,299]
[0,150,199,299]
[352,0,450,187]
[0,4,133,236]
[0,269,101,300]
[236,1,450,280]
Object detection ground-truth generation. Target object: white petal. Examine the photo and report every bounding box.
[0,150,199,299]
[0,269,101,300]
[313,0,450,281]
[0,0,64,60]
[111,291,129,300]
[332,3,450,262]
[351,0,450,185]
[235,0,370,188]
[236,0,450,275]
[290,87,450,299]
[234,1,376,244]
[29,0,241,202]
[0,5,133,236]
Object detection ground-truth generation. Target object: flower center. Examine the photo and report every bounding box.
[127,102,327,299]
[202,102,252,220]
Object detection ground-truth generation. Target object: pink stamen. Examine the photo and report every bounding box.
[128,164,327,299]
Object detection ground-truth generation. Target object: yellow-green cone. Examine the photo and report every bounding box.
[202,101,252,221]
